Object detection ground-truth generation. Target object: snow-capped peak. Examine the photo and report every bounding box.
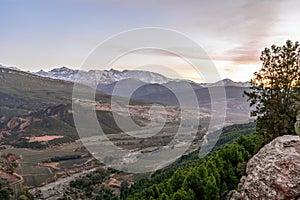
[31,67,251,88]
[206,78,251,88]
[33,67,172,85]
[0,64,21,71]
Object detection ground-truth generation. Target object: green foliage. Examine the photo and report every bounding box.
[0,68,73,112]
[244,40,300,141]
[295,114,300,136]
[124,123,255,198]
[0,181,12,200]
[2,103,138,149]
[120,181,131,200]
[70,168,108,190]
[18,187,34,200]
[126,134,263,200]
[46,154,82,163]
[172,188,195,200]
[68,168,118,200]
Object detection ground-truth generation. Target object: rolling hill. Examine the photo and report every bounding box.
[0,68,149,148]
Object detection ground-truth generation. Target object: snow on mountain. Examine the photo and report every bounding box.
[32,66,251,88]
[206,78,251,88]
[34,67,80,83]
[33,67,172,85]
[0,64,21,71]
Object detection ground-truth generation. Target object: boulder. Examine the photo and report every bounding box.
[228,135,300,200]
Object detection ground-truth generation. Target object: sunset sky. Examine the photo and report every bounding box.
[1,0,299,82]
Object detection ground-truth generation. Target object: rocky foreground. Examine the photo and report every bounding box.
[228,135,300,200]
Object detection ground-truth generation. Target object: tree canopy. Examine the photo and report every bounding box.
[245,40,300,140]
[125,134,262,200]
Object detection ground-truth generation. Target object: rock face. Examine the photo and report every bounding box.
[229,135,300,200]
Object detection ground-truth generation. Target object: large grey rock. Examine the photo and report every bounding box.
[229,135,300,200]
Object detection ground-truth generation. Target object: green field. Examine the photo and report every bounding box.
[1,142,84,187]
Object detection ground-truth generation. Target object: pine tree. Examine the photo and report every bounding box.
[168,169,185,192]
[172,188,195,200]
[204,175,220,200]
[244,40,300,140]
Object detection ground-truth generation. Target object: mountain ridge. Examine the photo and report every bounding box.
[0,64,251,87]
[29,66,250,87]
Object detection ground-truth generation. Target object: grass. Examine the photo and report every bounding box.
[0,68,116,116]
[1,142,84,187]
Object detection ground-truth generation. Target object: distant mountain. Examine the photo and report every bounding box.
[0,68,158,148]
[31,67,253,121]
[96,78,250,109]
[33,66,251,88]
[0,67,253,150]
[95,76,253,125]
[206,78,251,88]
[0,67,121,125]
[34,67,173,85]
[97,79,205,106]
[0,67,73,114]
[2,65,252,115]
[0,64,21,71]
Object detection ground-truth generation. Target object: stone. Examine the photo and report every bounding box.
[228,135,300,200]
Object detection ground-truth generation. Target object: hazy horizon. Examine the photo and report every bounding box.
[0,63,252,84]
[1,0,300,82]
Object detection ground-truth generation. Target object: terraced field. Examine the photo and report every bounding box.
[1,142,85,187]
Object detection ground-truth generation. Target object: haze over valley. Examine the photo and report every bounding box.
[0,65,253,198]
[1,0,299,199]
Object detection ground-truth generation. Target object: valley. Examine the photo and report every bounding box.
[0,67,254,199]
[2,1,300,199]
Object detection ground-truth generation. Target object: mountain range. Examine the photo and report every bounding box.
[34,67,172,85]
[32,66,251,88]
[30,67,252,112]
[0,65,253,124]
[0,65,255,198]
[0,64,251,88]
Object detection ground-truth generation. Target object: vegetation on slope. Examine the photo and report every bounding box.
[125,40,300,200]
[0,68,73,112]
[120,123,262,199]
[1,103,140,149]
[47,122,256,200]
[125,134,262,200]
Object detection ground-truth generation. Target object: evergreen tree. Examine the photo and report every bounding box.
[159,193,169,200]
[168,169,186,192]
[245,40,300,140]
[204,175,220,200]
[172,188,195,200]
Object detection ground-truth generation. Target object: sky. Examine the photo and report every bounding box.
[1,0,300,82]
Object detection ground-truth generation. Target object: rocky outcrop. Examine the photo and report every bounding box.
[0,104,74,137]
[228,135,300,200]
[7,117,21,130]
[6,117,32,131]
